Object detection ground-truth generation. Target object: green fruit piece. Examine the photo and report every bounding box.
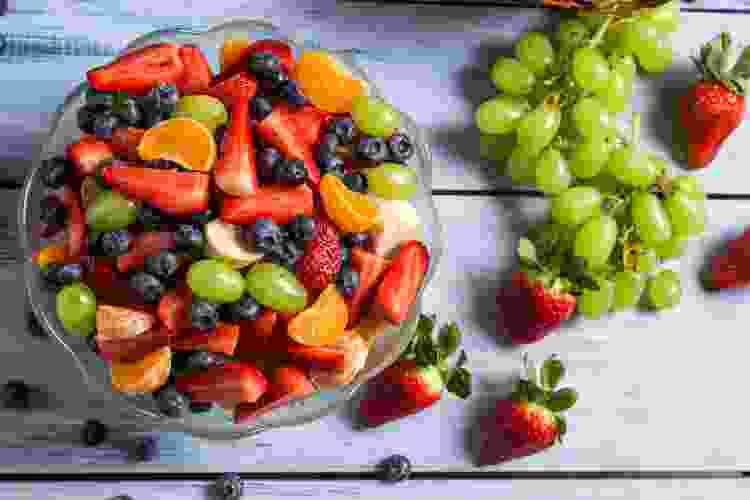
[571,47,611,94]
[612,271,644,311]
[556,19,589,49]
[646,269,681,310]
[573,214,618,269]
[631,191,672,247]
[351,95,401,138]
[365,163,418,200]
[475,96,530,135]
[550,186,602,226]
[490,57,536,96]
[515,32,555,75]
[86,190,138,233]
[578,278,614,319]
[534,148,572,195]
[56,283,96,336]
[506,146,537,186]
[187,259,246,303]
[245,262,308,314]
[655,235,689,260]
[663,191,706,237]
[172,95,228,132]
[479,133,516,164]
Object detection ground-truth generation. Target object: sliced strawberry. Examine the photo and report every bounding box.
[285,341,346,370]
[66,137,114,177]
[213,83,258,197]
[174,362,268,405]
[97,325,175,363]
[374,241,429,324]
[172,322,240,356]
[157,289,189,332]
[116,231,176,273]
[214,39,294,83]
[102,164,210,216]
[220,184,314,225]
[236,310,278,359]
[346,248,391,327]
[86,43,184,95]
[255,103,322,185]
[109,127,145,161]
[206,71,258,109]
[175,45,213,96]
[296,217,342,295]
[234,364,314,424]
[53,187,85,261]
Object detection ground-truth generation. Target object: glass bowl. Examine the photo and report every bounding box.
[19,19,442,439]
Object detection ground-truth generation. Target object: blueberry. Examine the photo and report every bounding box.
[155,385,189,418]
[287,215,316,242]
[174,224,204,250]
[259,70,289,94]
[250,96,273,121]
[144,250,179,280]
[388,133,414,163]
[279,240,304,269]
[2,380,30,410]
[346,232,370,248]
[87,230,103,253]
[280,80,307,106]
[139,106,165,129]
[327,117,356,145]
[189,401,214,413]
[247,52,281,78]
[86,91,114,111]
[47,263,83,286]
[275,159,308,185]
[257,147,281,182]
[336,268,360,298]
[191,299,219,331]
[320,133,340,151]
[214,125,227,148]
[92,112,119,139]
[316,145,345,173]
[244,218,284,254]
[377,454,412,483]
[343,172,368,193]
[113,96,141,126]
[214,472,243,500]
[132,435,159,462]
[110,496,134,500]
[137,204,167,228]
[129,272,164,304]
[148,83,179,114]
[41,156,71,188]
[76,105,98,134]
[355,136,388,162]
[100,229,132,257]
[223,294,262,322]
[81,419,108,446]
[40,195,67,226]
[144,158,182,170]
[185,351,226,371]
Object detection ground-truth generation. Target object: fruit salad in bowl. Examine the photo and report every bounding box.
[19,19,441,438]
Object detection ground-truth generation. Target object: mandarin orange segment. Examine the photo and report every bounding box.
[220,38,252,72]
[137,117,217,172]
[110,346,171,394]
[292,49,367,114]
[287,285,349,347]
[33,243,68,269]
[319,174,379,234]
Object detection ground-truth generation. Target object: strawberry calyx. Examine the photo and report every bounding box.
[517,236,599,295]
[694,32,750,96]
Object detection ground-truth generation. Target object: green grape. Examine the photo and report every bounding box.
[573,214,618,269]
[515,32,555,75]
[648,153,669,177]
[572,47,611,94]
[631,191,673,247]
[366,163,418,200]
[534,148,572,194]
[585,173,620,194]
[636,35,673,74]
[672,175,705,199]
[550,186,602,226]
[663,191,706,237]
[619,20,657,56]
[506,146,537,185]
[606,146,658,188]
[640,0,680,33]
[569,138,611,179]
[479,133,516,163]
[556,19,589,49]
[475,96,530,135]
[173,95,228,132]
[597,66,632,114]
[245,262,308,314]
[571,96,613,139]
[490,57,536,96]
[86,190,138,232]
[516,100,561,156]
[187,259,246,303]
[611,271,644,311]
[655,234,689,260]
[56,283,96,336]
[636,247,659,273]
[646,269,681,310]
[350,95,401,138]
[608,51,637,82]
[579,13,609,31]
[578,278,614,319]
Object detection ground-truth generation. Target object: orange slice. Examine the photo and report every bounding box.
[287,285,349,347]
[137,117,217,172]
[33,243,68,269]
[220,38,252,71]
[110,346,171,394]
[319,174,379,234]
[292,49,367,114]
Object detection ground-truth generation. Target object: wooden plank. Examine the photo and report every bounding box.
[1,9,750,195]
[7,188,750,471]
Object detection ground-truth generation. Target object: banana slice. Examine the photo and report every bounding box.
[205,219,263,269]
[369,199,424,258]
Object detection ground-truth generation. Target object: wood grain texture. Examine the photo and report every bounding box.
[6,188,750,471]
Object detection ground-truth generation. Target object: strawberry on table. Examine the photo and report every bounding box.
[220,184,314,225]
[477,356,577,466]
[66,137,114,177]
[174,362,268,405]
[374,240,429,324]
[176,45,213,96]
[213,83,258,197]
[87,43,185,95]
[296,217,342,295]
[706,227,750,290]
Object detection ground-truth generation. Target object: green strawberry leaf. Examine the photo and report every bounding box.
[514,379,546,404]
[408,314,435,359]
[414,315,440,367]
[438,322,462,358]
[547,387,578,412]
[446,367,471,400]
[732,45,750,81]
[541,356,565,391]
[555,415,567,444]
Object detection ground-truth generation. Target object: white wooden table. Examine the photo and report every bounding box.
[2,0,750,498]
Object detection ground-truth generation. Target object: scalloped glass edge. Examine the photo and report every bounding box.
[19,18,443,439]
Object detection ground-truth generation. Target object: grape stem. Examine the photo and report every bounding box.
[588,15,614,48]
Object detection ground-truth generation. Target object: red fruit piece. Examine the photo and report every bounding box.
[66,137,114,177]
[109,127,145,161]
[97,325,175,363]
[234,364,314,424]
[709,253,750,289]
[213,83,258,197]
[220,184,314,225]
[346,248,391,327]
[116,231,176,273]
[215,39,294,83]
[102,163,210,216]
[206,71,258,109]
[172,322,241,356]
[296,218,342,295]
[52,187,85,261]
[96,305,156,338]
[374,241,429,324]
[727,226,750,260]
[157,289,190,332]
[236,310,278,359]
[176,45,213,96]
[87,43,184,95]
[174,362,268,405]
[285,341,346,370]
[255,103,323,186]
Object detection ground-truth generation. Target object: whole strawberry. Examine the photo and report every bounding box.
[478,356,577,466]
[296,217,342,294]
[681,32,750,169]
[706,226,750,290]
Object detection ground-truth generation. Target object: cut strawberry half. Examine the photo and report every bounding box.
[116,231,176,273]
[176,45,213,96]
[235,310,278,359]
[109,127,145,161]
[220,184,314,225]
[213,83,258,197]
[206,71,258,109]
[66,137,115,177]
[87,43,184,95]
[214,39,294,83]
[285,341,346,370]
[102,163,211,216]
[374,241,429,324]
[157,288,190,332]
[97,325,175,363]
[174,362,268,405]
[53,186,86,261]
[346,248,391,327]
[234,364,314,424]
[172,322,241,356]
